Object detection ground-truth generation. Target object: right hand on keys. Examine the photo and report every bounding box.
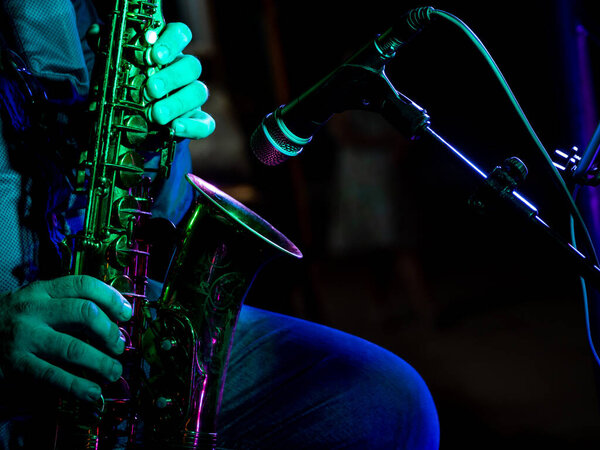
[0,275,132,403]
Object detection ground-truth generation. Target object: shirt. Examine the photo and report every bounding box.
[0,0,194,293]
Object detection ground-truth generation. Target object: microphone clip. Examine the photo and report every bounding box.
[468,156,532,217]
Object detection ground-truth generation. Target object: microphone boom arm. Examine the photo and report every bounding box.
[420,125,600,291]
[358,74,600,290]
[282,61,431,140]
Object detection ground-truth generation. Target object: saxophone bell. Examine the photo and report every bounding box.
[142,174,302,449]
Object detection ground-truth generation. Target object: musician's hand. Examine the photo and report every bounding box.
[146,22,216,140]
[0,275,132,403]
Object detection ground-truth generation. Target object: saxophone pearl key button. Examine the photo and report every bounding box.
[144,29,158,45]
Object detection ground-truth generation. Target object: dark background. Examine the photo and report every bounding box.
[168,1,600,448]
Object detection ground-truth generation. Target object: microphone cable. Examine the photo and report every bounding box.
[430,9,600,367]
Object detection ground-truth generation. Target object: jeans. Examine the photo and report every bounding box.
[217,306,440,449]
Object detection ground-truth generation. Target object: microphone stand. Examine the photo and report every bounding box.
[421,126,600,291]
[267,46,600,291]
[347,63,600,292]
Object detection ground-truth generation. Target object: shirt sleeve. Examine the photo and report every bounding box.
[150,139,195,226]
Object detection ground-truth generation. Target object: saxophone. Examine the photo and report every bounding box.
[54,0,301,448]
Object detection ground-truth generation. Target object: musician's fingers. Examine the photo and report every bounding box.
[146,54,202,100]
[41,275,132,323]
[14,352,103,403]
[172,108,215,139]
[150,81,208,126]
[31,326,122,383]
[45,298,126,356]
[151,22,192,66]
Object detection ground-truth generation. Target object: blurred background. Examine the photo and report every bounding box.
[165,1,600,448]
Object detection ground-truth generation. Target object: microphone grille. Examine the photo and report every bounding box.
[250,112,306,166]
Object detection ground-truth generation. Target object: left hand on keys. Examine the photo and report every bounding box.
[145,22,216,140]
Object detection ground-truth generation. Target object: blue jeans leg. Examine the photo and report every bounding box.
[218,306,440,449]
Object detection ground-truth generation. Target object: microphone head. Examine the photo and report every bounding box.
[250,109,310,166]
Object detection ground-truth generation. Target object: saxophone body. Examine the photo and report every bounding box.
[55,0,302,448]
[56,0,173,447]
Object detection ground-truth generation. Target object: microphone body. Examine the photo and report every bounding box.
[250,7,435,166]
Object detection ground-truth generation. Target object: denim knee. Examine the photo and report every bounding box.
[221,306,440,449]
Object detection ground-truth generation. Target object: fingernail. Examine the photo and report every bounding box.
[150,77,165,98]
[153,104,170,125]
[117,329,127,353]
[111,361,122,382]
[87,386,102,402]
[207,117,216,135]
[155,45,168,62]
[174,121,185,135]
[121,300,132,320]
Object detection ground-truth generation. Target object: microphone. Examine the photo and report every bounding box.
[250,7,436,166]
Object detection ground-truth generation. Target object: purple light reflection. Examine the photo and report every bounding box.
[575,24,600,249]
[192,374,209,447]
